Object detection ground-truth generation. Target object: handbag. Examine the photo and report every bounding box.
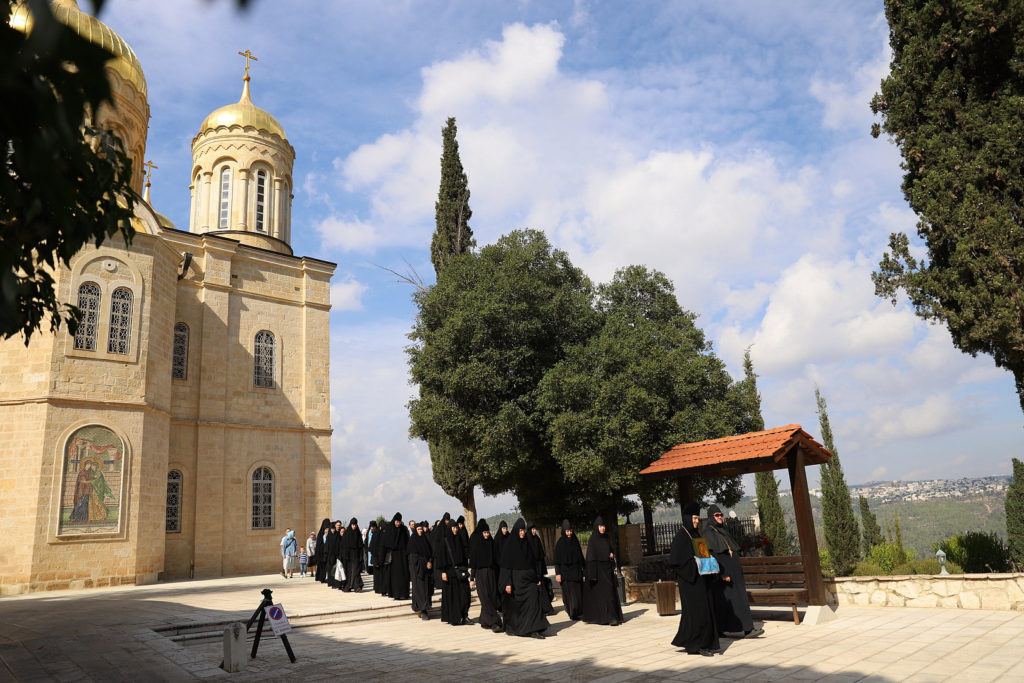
[334,559,346,582]
[696,556,721,576]
[454,566,470,582]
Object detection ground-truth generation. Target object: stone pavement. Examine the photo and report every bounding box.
[1,572,1023,682]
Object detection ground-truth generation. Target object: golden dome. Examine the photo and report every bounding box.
[9,0,147,98]
[199,79,286,139]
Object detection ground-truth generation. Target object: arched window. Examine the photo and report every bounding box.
[255,170,267,233]
[172,322,189,380]
[73,282,101,351]
[106,287,133,354]
[218,167,232,229]
[254,330,275,388]
[252,466,273,529]
[166,470,182,533]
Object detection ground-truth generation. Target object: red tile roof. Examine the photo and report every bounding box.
[640,424,833,477]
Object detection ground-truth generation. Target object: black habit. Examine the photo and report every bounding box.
[669,503,720,654]
[373,520,391,596]
[581,516,623,625]
[553,519,585,621]
[439,524,471,625]
[701,505,754,634]
[385,513,411,600]
[527,524,555,616]
[341,518,364,592]
[314,518,331,584]
[408,523,434,615]
[499,519,549,637]
[469,519,502,629]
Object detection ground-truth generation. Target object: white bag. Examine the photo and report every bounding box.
[334,559,346,582]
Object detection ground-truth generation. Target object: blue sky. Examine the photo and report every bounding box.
[100,0,1021,521]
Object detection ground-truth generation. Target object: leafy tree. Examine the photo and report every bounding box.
[1007,458,1024,569]
[537,265,743,545]
[870,0,1024,412]
[2,0,136,342]
[816,388,860,575]
[859,495,884,557]
[407,230,599,523]
[430,117,474,274]
[423,117,479,529]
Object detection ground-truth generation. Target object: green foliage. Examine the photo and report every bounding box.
[851,561,884,577]
[816,388,860,576]
[868,541,910,574]
[859,496,884,557]
[935,531,1011,574]
[818,549,835,578]
[755,471,792,556]
[1,0,137,342]
[871,0,1024,412]
[1007,458,1024,569]
[430,117,474,274]
[893,558,963,576]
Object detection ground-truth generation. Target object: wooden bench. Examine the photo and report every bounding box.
[740,555,808,624]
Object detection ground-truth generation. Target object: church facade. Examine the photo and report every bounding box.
[0,1,334,594]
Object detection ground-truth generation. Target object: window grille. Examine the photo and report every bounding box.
[172,322,189,380]
[219,168,231,228]
[255,171,267,232]
[106,287,133,354]
[166,470,182,533]
[252,467,273,529]
[73,282,101,350]
[254,330,275,388]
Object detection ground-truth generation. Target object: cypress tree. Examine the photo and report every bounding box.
[858,495,884,557]
[893,508,905,557]
[742,350,792,555]
[431,117,475,274]
[1008,458,1024,569]
[816,388,860,575]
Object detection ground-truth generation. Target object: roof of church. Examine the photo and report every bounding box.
[199,78,286,139]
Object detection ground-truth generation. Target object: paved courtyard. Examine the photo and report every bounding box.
[1,573,1023,682]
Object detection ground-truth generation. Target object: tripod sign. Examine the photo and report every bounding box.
[266,604,291,636]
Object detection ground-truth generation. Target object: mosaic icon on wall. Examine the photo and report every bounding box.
[58,426,125,536]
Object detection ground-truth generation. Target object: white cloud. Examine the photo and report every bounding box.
[315,215,383,253]
[871,393,973,442]
[809,25,889,131]
[330,279,369,312]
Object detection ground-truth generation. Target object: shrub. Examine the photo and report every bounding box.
[935,531,1011,573]
[867,542,909,574]
[851,561,884,576]
[893,558,963,575]
[819,549,835,578]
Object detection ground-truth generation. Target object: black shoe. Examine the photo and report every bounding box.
[744,627,765,638]
[420,612,430,621]
[529,632,545,639]
[698,648,716,657]
[492,625,504,634]
[281,570,286,578]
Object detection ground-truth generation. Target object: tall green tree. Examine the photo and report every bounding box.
[408,230,599,523]
[423,116,479,529]
[858,495,884,557]
[871,0,1024,413]
[430,117,475,274]
[816,388,860,575]
[2,0,136,342]
[537,265,744,546]
[1008,458,1024,569]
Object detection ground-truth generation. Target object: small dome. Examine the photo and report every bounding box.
[199,79,285,139]
[9,0,147,98]
[154,212,176,230]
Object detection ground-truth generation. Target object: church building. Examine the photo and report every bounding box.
[0,0,335,594]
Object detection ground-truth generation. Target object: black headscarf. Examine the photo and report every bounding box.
[499,518,534,571]
[669,502,701,567]
[408,522,432,558]
[469,518,496,569]
[526,523,546,566]
[317,518,331,545]
[702,504,740,553]
[553,519,584,569]
[342,517,363,551]
[444,517,469,567]
[585,516,613,577]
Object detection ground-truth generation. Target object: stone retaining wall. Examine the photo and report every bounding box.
[826,573,1024,610]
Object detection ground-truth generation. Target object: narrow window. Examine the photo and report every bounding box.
[255,170,267,232]
[254,330,275,388]
[73,282,101,351]
[166,470,182,533]
[218,167,232,229]
[172,322,189,380]
[252,467,273,529]
[106,287,133,354]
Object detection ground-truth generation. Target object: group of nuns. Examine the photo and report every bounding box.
[668,502,764,657]
[310,512,625,639]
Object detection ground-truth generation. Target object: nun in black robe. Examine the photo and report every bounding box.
[527,524,555,616]
[365,520,378,575]
[385,512,411,600]
[581,516,623,625]
[431,512,452,593]
[342,517,364,592]
[325,520,344,589]
[499,519,549,639]
[439,520,472,625]
[408,522,433,619]
[553,519,585,621]
[456,515,470,547]
[701,505,760,637]
[313,518,331,584]
[374,519,392,596]
[670,502,720,656]
[469,519,502,631]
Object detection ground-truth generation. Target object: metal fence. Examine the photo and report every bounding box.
[640,517,757,555]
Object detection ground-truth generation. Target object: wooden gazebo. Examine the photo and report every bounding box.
[639,424,833,607]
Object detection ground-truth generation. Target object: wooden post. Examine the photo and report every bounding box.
[676,476,694,522]
[787,447,826,606]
